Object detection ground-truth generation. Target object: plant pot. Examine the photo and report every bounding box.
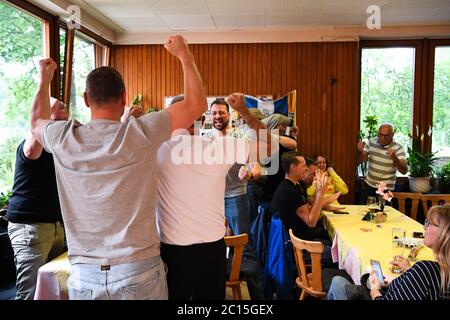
[408,176,431,193]
[439,180,450,194]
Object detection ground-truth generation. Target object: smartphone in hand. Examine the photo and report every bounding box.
[333,211,349,214]
[370,259,384,282]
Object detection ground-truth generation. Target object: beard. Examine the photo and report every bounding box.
[213,119,229,130]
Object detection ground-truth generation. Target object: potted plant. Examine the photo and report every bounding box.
[407,146,438,193]
[0,190,12,223]
[437,161,450,194]
[357,115,378,177]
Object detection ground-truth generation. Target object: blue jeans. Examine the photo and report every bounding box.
[8,221,65,300]
[225,194,251,236]
[325,276,352,300]
[68,256,168,300]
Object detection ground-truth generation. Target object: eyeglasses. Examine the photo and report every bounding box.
[424,218,439,228]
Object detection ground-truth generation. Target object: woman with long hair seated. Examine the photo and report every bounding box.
[307,154,348,206]
[327,205,450,300]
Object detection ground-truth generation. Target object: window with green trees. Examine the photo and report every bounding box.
[0,1,44,193]
[432,46,450,160]
[70,34,95,124]
[360,47,415,153]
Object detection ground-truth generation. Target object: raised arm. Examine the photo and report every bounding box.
[30,59,57,145]
[23,133,44,160]
[357,140,369,163]
[279,135,297,150]
[164,35,207,131]
[387,149,408,175]
[227,93,273,161]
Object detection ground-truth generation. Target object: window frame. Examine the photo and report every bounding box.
[425,39,450,155]
[359,38,450,157]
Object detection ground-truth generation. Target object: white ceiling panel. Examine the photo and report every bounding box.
[117,17,166,29]
[144,0,209,15]
[86,0,153,16]
[214,15,266,28]
[267,0,326,15]
[80,0,450,33]
[161,14,215,29]
[206,0,265,15]
[267,15,319,27]
[318,14,367,26]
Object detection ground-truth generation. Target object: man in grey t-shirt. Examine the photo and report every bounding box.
[30,35,207,300]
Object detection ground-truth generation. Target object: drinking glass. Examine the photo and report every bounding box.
[367,196,378,213]
[391,228,406,274]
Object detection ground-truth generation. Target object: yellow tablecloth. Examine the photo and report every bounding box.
[322,205,434,284]
[34,251,70,300]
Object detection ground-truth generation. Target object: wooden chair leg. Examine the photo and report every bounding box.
[232,286,241,300]
[300,290,306,300]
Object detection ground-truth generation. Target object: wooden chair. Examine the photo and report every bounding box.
[224,233,248,300]
[392,192,421,220]
[288,229,326,300]
[420,194,450,215]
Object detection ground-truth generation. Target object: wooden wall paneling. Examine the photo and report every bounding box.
[218,44,224,95]
[338,43,346,199]
[110,42,360,203]
[151,45,156,108]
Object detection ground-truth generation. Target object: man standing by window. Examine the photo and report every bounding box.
[357,123,408,204]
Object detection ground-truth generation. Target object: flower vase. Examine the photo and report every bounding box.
[378,196,385,212]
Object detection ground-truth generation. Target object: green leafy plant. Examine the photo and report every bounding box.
[407,147,438,177]
[0,190,12,209]
[358,115,379,141]
[437,162,450,185]
[132,94,143,106]
[358,115,379,176]
[131,94,157,113]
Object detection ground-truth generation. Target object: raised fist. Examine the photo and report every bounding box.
[164,35,191,60]
[226,93,246,114]
[39,58,57,84]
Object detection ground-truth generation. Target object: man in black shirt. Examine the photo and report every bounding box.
[271,151,340,263]
[6,98,67,299]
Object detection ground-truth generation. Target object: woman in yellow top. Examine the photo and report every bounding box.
[307,154,349,206]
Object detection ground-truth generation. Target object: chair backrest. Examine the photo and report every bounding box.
[392,192,421,220]
[420,194,450,216]
[288,229,325,298]
[224,233,248,282]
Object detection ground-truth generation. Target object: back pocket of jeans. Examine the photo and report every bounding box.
[68,284,92,300]
[118,265,167,300]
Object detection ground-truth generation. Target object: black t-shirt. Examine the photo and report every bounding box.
[7,140,62,223]
[270,179,317,240]
[262,139,292,202]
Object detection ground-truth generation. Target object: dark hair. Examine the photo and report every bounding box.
[281,151,304,174]
[169,95,184,106]
[86,67,125,105]
[211,98,229,112]
[305,157,317,167]
[314,154,332,168]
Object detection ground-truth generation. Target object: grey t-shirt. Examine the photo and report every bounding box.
[224,163,247,198]
[42,110,171,265]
